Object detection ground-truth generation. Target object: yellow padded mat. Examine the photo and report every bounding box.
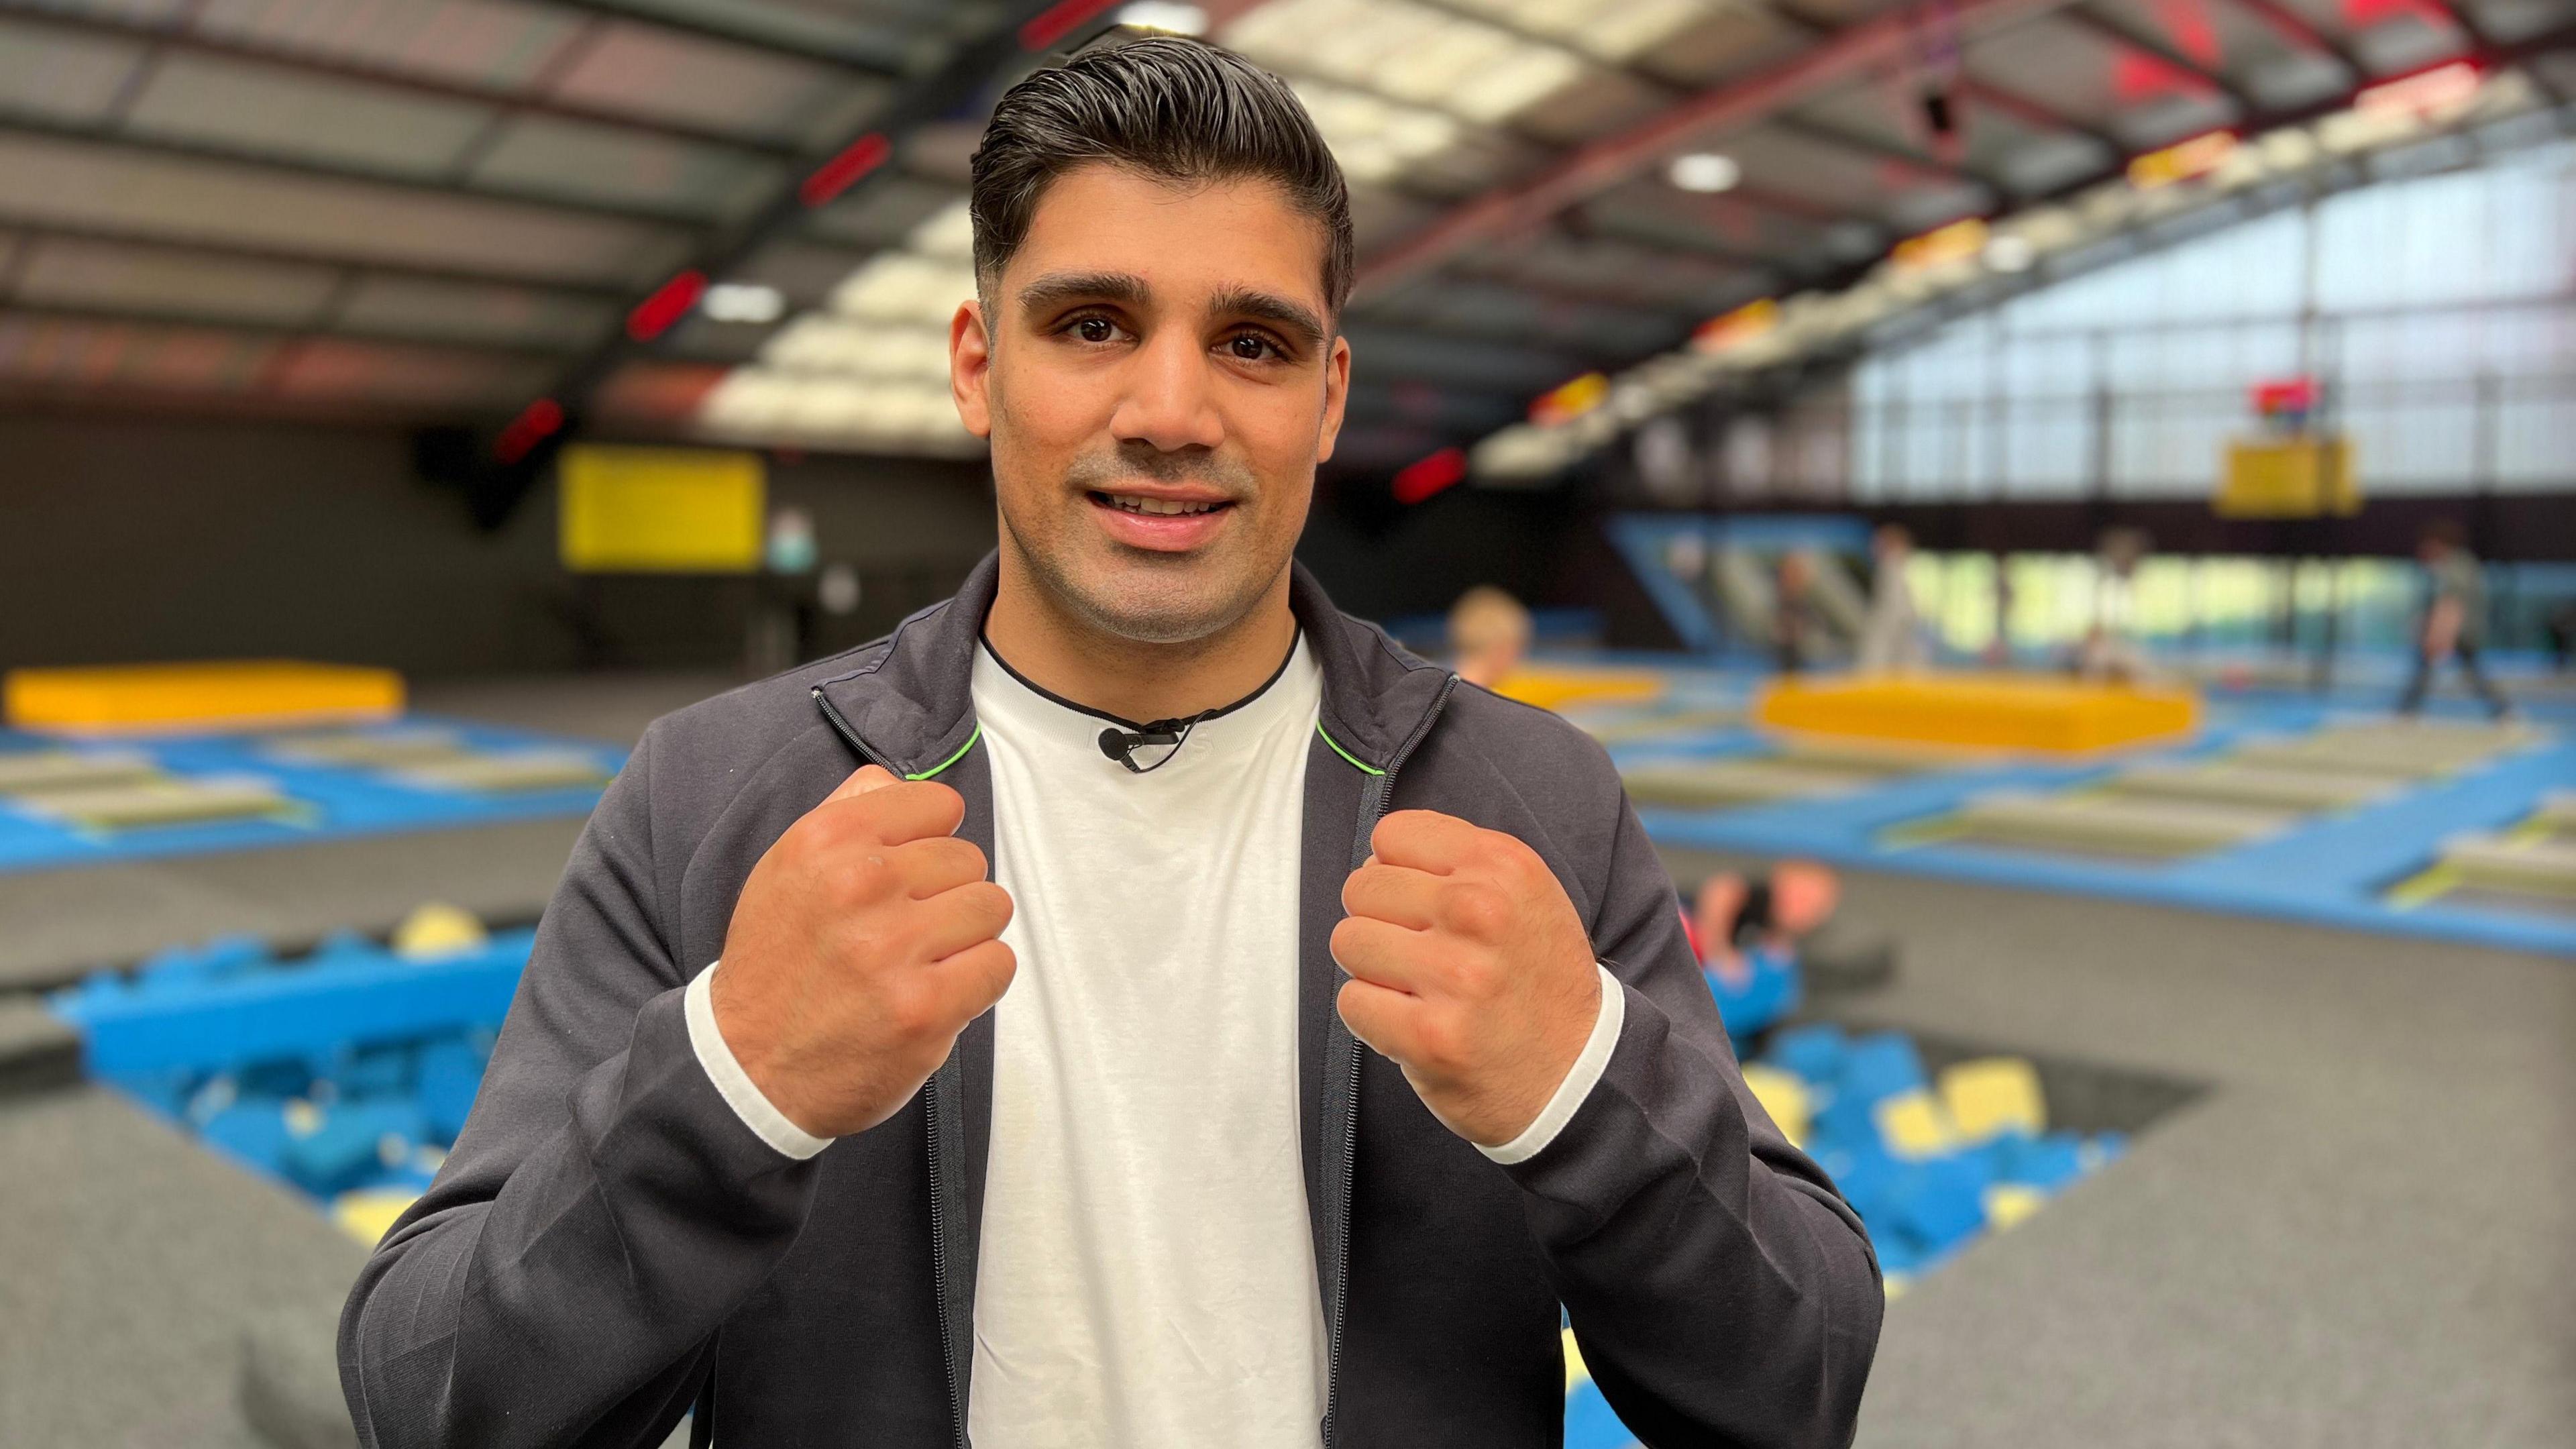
[6,661,402,736]
[1755,674,2198,754]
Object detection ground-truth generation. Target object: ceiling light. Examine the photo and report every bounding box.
[1117,1,1208,33]
[702,283,785,325]
[1667,152,1740,194]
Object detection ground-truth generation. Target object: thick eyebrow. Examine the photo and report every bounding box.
[1208,285,1327,353]
[1016,270,1149,317]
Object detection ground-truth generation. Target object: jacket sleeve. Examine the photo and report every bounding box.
[338,722,824,1449]
[1508,788,1883,1448]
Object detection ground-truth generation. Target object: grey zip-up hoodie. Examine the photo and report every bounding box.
[339,554,1882,1448]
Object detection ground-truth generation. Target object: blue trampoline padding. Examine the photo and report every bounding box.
[56,929,533,1076]
[0,716,622,875]
[1639,722,2576,957]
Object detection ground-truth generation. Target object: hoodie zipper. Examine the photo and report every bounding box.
[823,672,1458,1449]
[1322,673,1457,1449]
[812,689,969,1449]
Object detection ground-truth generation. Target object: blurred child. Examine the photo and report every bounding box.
[2076,527,2152,684]
[1447,585,1532,691]
[1684,861,1841,1048]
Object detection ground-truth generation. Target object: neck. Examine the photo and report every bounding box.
[983,553,1299,725]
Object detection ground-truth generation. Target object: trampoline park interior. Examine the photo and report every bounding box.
[1,1,2573,1446]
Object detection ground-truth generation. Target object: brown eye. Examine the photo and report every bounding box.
[1230,334,1269,360]
[1076,317,1114,343]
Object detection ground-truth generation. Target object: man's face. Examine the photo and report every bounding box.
[949,164,1349,644]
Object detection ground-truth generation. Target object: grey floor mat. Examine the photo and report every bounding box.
[0,1087,366,1449]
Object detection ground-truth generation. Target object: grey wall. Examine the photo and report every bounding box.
[0,411,999,678]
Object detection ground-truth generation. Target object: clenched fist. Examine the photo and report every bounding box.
[1331,810,1602,1148]
[710,764,1016,1140]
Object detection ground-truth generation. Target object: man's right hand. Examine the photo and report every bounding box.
[710,765,1015,1140]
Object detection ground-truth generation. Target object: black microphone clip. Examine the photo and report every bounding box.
[1097,716,1197,773]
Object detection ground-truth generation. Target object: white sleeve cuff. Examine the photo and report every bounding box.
[684,961,832,1161]
[1479,964,1625,1166]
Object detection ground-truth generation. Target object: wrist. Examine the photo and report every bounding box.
[689,962,833,1159]
[1478,965,1622,1165]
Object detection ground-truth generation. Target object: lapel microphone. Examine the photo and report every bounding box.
[1097,712,1209,773]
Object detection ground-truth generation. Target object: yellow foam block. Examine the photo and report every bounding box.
[1754,674,2196,754]
[1562,1326,1588,1392]
[332,1187,421,1246]
[1492,665,1665,714]
[1739,1064,1813,1148]
[1874,1089,1961,1161]
[1982,1184,2048,1232]
[1937,1057,2048,1144]
[393,901,490,961]
[6,660,402,736]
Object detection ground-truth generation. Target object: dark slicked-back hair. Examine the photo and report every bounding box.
[969,34,1354,318]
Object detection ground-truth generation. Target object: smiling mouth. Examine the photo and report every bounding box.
[1089,491,1232,517]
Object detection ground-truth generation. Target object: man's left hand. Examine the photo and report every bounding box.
[1333,810,1603,1148]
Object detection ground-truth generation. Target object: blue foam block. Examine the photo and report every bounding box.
[199,1099,294,1175]
[56,929,533,1076]
[1836,1032,1927,1106]
[1707,947,1803,1046]
[1994,1131,2088,1192]
[332,1042,417,1099]
[1764,1022,1848,1084]
[1884,1152,1993,1254]
[417,1038,486,1144]
[281,1098,429,1197]
[1811,1136,1900,1226]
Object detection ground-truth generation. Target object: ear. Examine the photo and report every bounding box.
[1315,331,1351,464]
[951,297,994,439]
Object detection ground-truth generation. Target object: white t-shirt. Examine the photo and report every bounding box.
[684,633,1621,1448]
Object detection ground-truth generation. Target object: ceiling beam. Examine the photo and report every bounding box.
[1352,0,2079,301]
[2214,0,2368,79]
[537,1,1085,430]
[0,5,812,161]
[531,0,910,76]
[0,115,730,233]
[1952,76,2125,152]
[2420,0,2567,105]
[0,217,638,300]
[1764,111,2010,197]
[0,298,576,361]
[2057,3,2258,112]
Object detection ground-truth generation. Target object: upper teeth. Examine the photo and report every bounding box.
[1114,496,1218,515]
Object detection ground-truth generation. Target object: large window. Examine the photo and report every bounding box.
[1849,140,2576,503]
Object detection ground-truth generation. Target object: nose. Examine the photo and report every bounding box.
[1106,324,1225,455]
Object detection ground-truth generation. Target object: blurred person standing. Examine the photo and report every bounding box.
[1856,523,1929,674]
[1772,549,1825,673]
[2077,528,2151,684]
[2399,519,2512,719]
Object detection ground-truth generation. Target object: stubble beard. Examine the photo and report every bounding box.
[1002,445,1283,647]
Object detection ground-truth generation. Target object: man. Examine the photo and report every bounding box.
[341,36,1879,1449]
[2399,519,2511,719]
